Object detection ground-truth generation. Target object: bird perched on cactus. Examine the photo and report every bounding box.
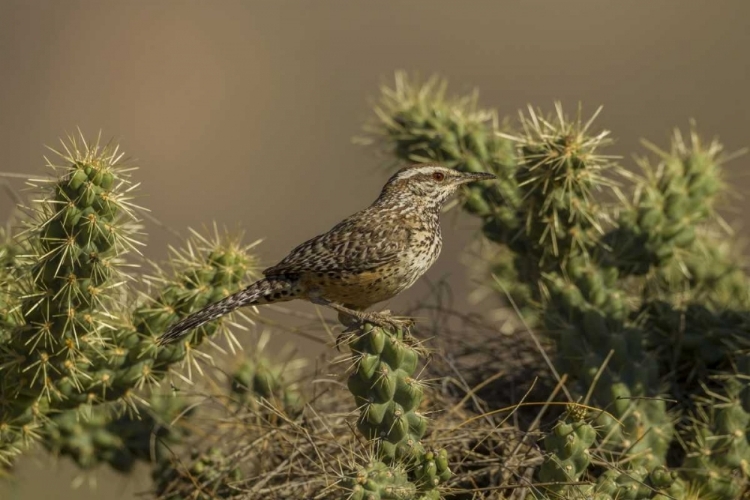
[157,164,495,345]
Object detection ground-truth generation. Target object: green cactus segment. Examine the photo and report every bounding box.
[608,127,725,276]
[509,104,619,267]
[153,446,243,500]
[676,235,750,310]
[538,414,596,489]
[0,230,23,341]
[546,274,673,467]
[344,323,449,496]
[231,356,304,418]
[0,134,260,468]
[42,390,190,472]
[679,380,750,499]
[347,325,426,460]
[593,465,678,500]
[342,461,417,500]
[342,459,446,500]
[537,409,678,500]
[126,230,256,375]
[0,136,141,465]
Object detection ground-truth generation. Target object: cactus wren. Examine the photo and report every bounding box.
[157,164,496,345]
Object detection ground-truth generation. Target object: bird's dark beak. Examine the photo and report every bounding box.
[459,171,497,184]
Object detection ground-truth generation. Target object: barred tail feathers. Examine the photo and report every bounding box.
[157,277,293,345]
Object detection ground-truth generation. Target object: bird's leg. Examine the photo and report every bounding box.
[308,296,414,334]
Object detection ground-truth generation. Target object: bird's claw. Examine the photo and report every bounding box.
[360,311,415,332]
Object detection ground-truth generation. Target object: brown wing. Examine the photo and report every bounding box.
[263,209,411,277]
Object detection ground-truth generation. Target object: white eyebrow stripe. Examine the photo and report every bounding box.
[395,167,437,179]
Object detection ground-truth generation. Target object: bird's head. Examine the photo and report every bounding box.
[379,163,496,210]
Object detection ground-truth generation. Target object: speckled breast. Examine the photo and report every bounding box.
[302,228,443,309]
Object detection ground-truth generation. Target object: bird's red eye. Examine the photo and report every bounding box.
[432,172,445,181]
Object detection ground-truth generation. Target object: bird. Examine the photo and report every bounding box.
[156,163,496,346]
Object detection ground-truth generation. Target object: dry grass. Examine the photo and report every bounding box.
[150,287,565,500]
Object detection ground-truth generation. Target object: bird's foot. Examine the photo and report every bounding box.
[359,310,415,332]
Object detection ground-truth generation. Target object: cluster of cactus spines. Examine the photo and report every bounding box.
[0,229,22,342]
[0,133,260,468]
[592,465,680,500]
[343,323,450,497]
[126,226,259,380]
[607,126,725,277]
[0,134,142,465]
[678,378,750,498]
[675,233,750,311]
[342,458,446,500]
[364,73,750,498]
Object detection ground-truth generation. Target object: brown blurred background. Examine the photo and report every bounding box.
[1,1,749,498]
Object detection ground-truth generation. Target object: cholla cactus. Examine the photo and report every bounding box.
[5,75,750,500]
[42,389,191,472]
[341,323,450,497]
[0,133,259,470]
[363,73,750,498]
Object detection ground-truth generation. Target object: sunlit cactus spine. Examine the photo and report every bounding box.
[342,323,450,497]
[533,406,678,499]
[0,229,23,341]
[608,126,725,276]
[342,460,417,500]
[124,227,258,380]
